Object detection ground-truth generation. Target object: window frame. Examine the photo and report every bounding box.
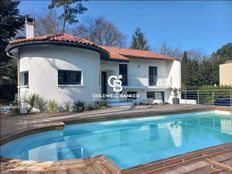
[148,66,157,86]
[127,91,137,100]
[58,70,83,86]
[119,64,128,86]
[20,71,29,87]
[147,91,165,103]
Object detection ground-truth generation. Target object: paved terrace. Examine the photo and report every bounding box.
[1,104,232,174]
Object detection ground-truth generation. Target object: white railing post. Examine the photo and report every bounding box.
[212,91,215,106]
[185,90,187,104]
[197,90,200,104]
[230,90,232,107]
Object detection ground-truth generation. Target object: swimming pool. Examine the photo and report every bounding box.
[1,111,232,169]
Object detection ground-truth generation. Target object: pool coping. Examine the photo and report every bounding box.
[1,106,232,173]
[0,106,214,145]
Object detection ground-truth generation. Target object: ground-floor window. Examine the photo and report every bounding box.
[127,91,137,100]
[58,70,82,85]
[147,91,164,103]
[20,71,29,86]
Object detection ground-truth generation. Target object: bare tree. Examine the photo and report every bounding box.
[35,10,63,36]
[156,42,183,60]
[187,49,205,61]
[73,16,126,47]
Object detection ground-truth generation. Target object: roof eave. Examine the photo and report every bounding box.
[6,40,110,60]
[125,55,176,61]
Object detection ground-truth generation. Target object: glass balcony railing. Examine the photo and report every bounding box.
[122,75,172,88]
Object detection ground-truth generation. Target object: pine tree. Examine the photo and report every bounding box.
[181,51,188,89]
[0,0,24,102]
[48,0,87,33]
[130,27,150,50]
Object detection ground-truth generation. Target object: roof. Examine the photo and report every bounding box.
[8,33,176,61]
[100,46,176,61]
[9,33,97,46]
[225,59,232,64]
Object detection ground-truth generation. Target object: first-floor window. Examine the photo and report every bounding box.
[20,71,29,86]
[58,70,82,85]
[127,91,137,100]
[147,91,164,102]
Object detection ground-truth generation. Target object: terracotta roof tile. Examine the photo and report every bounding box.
[100,46,176,61]
[9,33,176,61]
[9,33,97,46]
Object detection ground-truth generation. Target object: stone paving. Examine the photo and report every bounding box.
[1,104,232,174]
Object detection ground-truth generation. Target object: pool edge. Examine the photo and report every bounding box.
[1,106,232,174]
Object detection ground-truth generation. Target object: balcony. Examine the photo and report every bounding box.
[121,75,172,88]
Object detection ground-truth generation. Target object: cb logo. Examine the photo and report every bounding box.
[108,75,123,92]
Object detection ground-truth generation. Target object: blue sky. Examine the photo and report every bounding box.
[19,0,232,55]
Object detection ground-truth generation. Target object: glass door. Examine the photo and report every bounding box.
[119,64,128,86]
[149,66,157,86]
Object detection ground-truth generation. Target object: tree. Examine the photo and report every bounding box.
[73,16,126,47]
[130,27,149,50]
[208,43,232,85]
[157,42,183,60]
[198,60,216,86]
[0,0,24,102]
[35,9,63,35]
[181,51,188,89]
[187,49,204,61]
[212,43,232,63]
[48,0,87,33]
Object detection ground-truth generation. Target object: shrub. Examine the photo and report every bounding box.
[11,106,21,115]
[24,94,39,114]
[48,100,58,113]
[64,101,71,112]
[57,103,65,112]
[92,100,106,110]
[73,100,85,112]
[35,97,47,113]
[85,104,94,111]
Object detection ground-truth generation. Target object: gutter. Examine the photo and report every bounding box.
[5,50,20,105]
[6,40,110,60]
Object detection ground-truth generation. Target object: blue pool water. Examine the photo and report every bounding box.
[1,111,232,169]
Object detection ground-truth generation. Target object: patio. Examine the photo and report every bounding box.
[1,104,232,174]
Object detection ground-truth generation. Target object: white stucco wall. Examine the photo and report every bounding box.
[167,60,181,104]
[18,45,181,106]
[18,46,101,104]
[101,58,181,104]
[168,60,181,89]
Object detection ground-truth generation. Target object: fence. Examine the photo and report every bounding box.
[181,90,232,107]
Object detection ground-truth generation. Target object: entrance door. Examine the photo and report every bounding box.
[149,66,157,86]
[101,72,107,95]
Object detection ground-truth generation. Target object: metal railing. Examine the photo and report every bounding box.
[181,90,232,107]
[122,75,172,88]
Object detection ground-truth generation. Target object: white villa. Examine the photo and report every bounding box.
[6,18,181,106]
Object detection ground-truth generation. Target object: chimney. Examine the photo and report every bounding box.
[25,17,35,38]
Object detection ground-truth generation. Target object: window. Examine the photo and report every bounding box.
[149,66,157,86]
[58,70,82,85]
[147,91,155,99]
[119,64,128,86]
[147,91,164,103]
[20,71,29,86]
[127,91,137,100]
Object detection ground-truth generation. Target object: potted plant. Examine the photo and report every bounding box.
[172,88,180,104]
